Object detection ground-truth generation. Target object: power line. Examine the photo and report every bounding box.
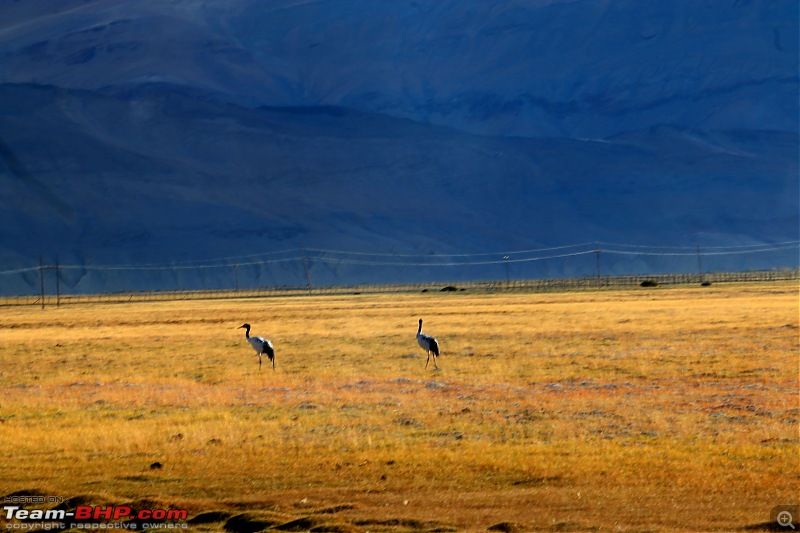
[66,248,302,269]
[602,243,799,257]
[0,266,40,275]
[598,240,800,251]
[312,250,596,267]
[61,256,303,271]
[0,240,796,276]
[305,242,594,258]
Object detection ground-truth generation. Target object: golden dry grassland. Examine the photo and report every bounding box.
[0,282,797,532]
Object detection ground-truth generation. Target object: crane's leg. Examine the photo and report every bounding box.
[433,353,438,369]
[425,351,430,369]
[271,355,275,371]
[258,355,262,370]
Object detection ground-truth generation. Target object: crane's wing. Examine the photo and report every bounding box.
[429,337,440,356]
[256,337,275,357]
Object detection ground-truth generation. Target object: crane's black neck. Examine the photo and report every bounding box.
[417,320,423,335]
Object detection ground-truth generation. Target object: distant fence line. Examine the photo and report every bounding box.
[1,241,797,304]
[1,270,797,307]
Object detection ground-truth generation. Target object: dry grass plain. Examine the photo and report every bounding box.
[0,282,797,532]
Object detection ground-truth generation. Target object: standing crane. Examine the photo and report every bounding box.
[238,323,275,370]
[416,318,440,369]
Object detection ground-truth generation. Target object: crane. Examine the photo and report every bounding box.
[416,318,440,369]
[238,323,275,370]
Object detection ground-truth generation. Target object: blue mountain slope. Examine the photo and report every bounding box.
[2,0,796,137]
[0,1,797,293]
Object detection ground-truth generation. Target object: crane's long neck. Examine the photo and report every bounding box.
[244,326,250,339]
[417,321,422,335]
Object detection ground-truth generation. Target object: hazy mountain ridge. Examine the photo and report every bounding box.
[2,0,796,137]
[0,0,797,293]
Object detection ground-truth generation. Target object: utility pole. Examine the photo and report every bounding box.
[55,255,60,307]
[594,245,601,281]
[233,264,239,292]
[300,248,312,293]
[39,256,45,309]
[696,245,703,283]
[503,256,510,288]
